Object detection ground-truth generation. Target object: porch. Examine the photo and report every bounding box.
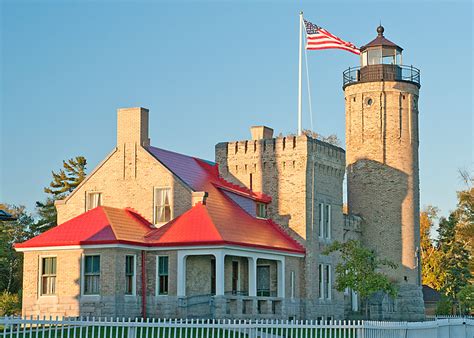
[177,248,286,299]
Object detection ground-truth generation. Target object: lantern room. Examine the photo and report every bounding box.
[360,25,403,66]
[342,25,420,89]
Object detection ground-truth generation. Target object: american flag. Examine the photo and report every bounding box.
[304,20,360,55]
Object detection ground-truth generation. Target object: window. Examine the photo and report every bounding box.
[318,203,324,238]
[86,192,102,211]
[318,264,324,299]
[125,255,135,295]
[290,271,295,299]
[324,205,331,239]
[157,256,169,295]
[256,203,267,219]
[325,265,331,300]
[154,188,171,224]
[84,255,100,295]
[40,257,56,295]
[319,264,332,300]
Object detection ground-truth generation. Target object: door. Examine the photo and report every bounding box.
[257,265,270,296]
[232,261,239,294]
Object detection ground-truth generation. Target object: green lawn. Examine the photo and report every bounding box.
[0,325,252,338]
[1,325,359,338]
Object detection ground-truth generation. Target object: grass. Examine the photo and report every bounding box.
[0,325,360,338]
[0,325,253,338]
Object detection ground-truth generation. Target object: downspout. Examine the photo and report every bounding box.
[141,250,147,318]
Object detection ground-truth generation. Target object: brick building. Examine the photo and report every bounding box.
[15,26,424,321]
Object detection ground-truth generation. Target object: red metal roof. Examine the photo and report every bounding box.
[16,147,304,254]
[15,206,151,248]
[146,147,271,203]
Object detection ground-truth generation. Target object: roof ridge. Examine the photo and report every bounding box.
[265,218,305,252]
[100,206,119,241]
[196,202,225,241]
[148,145,213,165]
[124,207,152,226]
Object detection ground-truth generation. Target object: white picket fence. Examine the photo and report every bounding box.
[1,316,473,338]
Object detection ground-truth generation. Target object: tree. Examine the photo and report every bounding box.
[455,169,474,279]
[34,156,87,232]
[0,204,34,293]
[324,240,398,318]
[420,206,444,290]
[437,213,471,312]
[457,284,474,315]
[302,129,342,147]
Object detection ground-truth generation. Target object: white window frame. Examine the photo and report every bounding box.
[156,255,169,296]
[81,254,101,297]
[124,254,137,296]
[153,187,173,226]
[38,255,57,297]
[318,203,324,238]
[86,192,102,211]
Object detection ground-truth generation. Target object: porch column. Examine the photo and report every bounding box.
[177,252,187,297]
[215,251,225,296]
[277,259,285,298]
[248,257,257,297]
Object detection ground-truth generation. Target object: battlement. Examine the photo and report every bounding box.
[216,134,345,164]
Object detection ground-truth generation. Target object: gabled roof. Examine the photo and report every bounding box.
[16,146,304,254]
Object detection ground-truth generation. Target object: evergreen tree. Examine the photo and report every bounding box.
[0,204,34,293]
[437,213,471,307]
[34,156,87,233]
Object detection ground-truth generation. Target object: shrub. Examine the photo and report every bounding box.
[435,295,453,315]
[0,291,21,316]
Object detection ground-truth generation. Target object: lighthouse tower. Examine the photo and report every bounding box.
[343,26,424,320]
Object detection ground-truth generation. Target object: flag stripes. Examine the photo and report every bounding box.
[304,20,360,55]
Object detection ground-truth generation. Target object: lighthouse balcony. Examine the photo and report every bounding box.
[343,64,420,89]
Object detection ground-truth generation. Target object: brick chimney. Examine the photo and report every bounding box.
[117,107,150,147]
[250,126,273,140]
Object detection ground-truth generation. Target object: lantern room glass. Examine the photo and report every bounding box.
[361,47,402,66]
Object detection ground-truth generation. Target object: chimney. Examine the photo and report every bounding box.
[117,107,150,147]
[192,191,209,206]
[250,126,274,140]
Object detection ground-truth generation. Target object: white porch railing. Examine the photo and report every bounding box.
[1,316,473,338]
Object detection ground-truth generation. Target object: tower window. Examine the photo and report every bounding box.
[366,98,373,106]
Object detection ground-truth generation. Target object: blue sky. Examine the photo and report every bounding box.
[1,1,472,222]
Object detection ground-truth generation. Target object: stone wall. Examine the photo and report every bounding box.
[215,132,347,319]
[22,249,83,318]
[344,81,420,285]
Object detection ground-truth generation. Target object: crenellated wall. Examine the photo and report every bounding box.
[215,132,346,319]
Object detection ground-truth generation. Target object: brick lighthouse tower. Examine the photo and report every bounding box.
[343,26,424,320]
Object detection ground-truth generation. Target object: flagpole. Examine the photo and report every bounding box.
[298,11,303,136]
